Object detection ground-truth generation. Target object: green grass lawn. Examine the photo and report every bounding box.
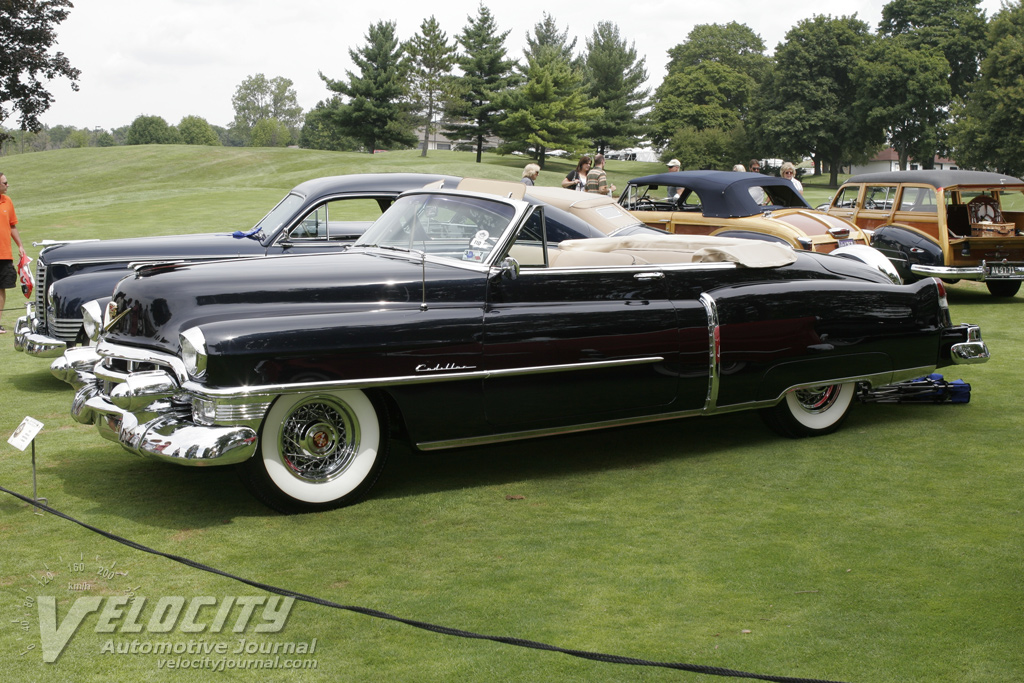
[1,147,1022,682]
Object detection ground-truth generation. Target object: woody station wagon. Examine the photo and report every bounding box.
[826,170,1024,297]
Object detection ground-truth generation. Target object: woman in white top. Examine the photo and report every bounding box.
[781,162,803,194]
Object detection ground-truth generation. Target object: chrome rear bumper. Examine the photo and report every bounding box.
[949,324,990,365]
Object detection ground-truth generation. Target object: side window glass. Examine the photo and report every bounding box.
[899,187,937,213]
[832,186,858,208]
[505,208,549,267]
[288,198,389,241]
[289,205,327,240]
[677,189,701,210]
[999,190,1024,213]
[864,185,895,210]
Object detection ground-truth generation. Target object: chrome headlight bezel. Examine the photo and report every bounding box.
[179,327,208,380]
[81,299,105,342]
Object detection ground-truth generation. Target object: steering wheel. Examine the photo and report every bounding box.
[864,198,878,210]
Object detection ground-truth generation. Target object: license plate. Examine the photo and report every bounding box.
[837,239,855,247]
[987,264,1024,279]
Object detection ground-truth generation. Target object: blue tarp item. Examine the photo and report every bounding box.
[858,374,971,404]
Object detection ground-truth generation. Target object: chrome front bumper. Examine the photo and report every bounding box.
[51,346,103,389]
[71,383,258,466]
[13,306,69,358]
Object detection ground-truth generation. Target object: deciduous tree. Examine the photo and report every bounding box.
[878,0,988,100]
[124,115,181,145]
[178,115,221,146]
[230,74,303,145]
[949,2,1024,174]
[755,15,881,186]
[0,0,80,141]
[652,23,766,150]
[854,36,950,169]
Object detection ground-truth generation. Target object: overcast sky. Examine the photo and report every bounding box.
[36,0,1008,131]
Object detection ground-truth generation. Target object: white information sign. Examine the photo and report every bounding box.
[8,417,44,451]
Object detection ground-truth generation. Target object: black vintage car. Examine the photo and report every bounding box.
[66,179,989,513]
[13,173,461,360]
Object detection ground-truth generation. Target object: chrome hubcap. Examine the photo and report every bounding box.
[280,399,359,482]
[794,385,841,413]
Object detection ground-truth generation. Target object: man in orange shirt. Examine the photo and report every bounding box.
[1,172,27,334]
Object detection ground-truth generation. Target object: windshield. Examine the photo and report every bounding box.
[353,193,517,263]
[252,193,305,238]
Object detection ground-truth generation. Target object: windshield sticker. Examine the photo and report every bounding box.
[470,230,490,248]
[462,249,484,262]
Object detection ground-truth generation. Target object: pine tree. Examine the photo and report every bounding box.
[582,22,650,155]
[320,21,417,153]
[499,45,597,168]
[406,16,457,157]
[442,5,518,163]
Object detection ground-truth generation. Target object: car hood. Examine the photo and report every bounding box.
[40,232,264,266]
[103,249,480,351]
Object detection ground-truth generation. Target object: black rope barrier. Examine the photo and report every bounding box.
[1,484,850,683]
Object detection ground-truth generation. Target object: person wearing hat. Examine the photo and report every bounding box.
[665,158,682,201]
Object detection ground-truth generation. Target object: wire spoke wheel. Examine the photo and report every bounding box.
[760,382,856,438]
[279,399,359,482]
[239,389,389,513]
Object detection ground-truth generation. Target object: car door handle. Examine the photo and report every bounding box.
[634,272,665,281]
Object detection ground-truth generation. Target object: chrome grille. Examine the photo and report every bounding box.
[51,317,82,343]
[34,260,47,330]
[210,401,274,422]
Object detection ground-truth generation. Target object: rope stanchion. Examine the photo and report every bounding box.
[1,484,849,683]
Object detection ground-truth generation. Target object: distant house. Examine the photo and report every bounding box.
[414,126,502,153]
[849,148,958,175]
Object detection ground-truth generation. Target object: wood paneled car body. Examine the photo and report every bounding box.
[65,179,989,513]
[825,170,1024,296]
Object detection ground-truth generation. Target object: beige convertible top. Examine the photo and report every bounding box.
[555,234,798,268]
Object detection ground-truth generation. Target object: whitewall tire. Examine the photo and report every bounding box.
[239,389,390,513]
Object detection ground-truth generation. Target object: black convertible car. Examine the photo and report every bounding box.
[14,173,461,360]
[65,179,989,513]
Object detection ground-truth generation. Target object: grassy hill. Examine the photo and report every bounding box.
[0,146,1021,683]
[2,146,666,249]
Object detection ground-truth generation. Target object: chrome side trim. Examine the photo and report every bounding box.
[418,407,708,451]
[416,368,932,451]
[93,342,666,400]
[699,292,720,412]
